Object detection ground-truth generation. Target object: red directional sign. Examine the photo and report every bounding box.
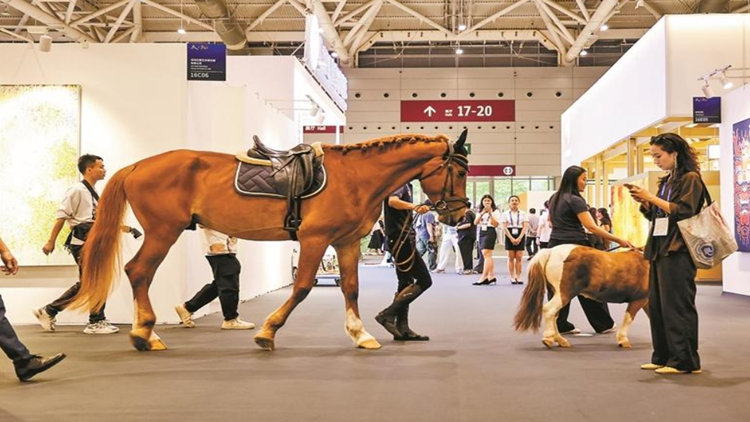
[303,126,344,134]
[401,100,515,122]
[469,165,516,177]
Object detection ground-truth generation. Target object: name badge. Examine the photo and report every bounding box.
[653,217,669,237]
[511,228,520,236]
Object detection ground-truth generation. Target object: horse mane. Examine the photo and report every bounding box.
[325,134,450,155]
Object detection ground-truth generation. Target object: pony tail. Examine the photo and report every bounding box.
[513,248,552,332]
[69,165,135,313]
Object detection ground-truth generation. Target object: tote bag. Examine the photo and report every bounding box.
[677,180,738,269]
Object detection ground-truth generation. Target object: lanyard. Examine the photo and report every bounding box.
[657,182,672,217]
[508,211,519,227]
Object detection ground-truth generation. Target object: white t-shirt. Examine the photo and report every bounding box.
[201,227,238,255]
[56,182,98,246]
[477,209,502,233]
[538,211,552,242]
[501,209,528,237]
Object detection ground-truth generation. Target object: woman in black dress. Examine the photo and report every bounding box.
[472,194,502,285]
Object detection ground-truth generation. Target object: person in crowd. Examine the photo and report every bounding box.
[586,207,606,250]
[375,183,431,341]
[456,202,476,275]
[432,223,463,274]
[1,234,66,382]
[175,226,255,330]
[548,165,633,334]
[472,194,502,286]
[537,201,552,250]
[502,196,529,284]
[628,133,705,375]
[525,208,539,260]
[367,217,385,255]
[36,154,119,335]
[414,201,437,271]
[597,208,614,250]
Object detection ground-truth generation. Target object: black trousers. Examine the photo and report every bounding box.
[185,254,241,321]
[648,252,700,371]
[0,294,32,364]
[525,236,538,256]
[457,237,475,271]
[46,244,106,324]
[547,238,614,333]
[388,235,432,294]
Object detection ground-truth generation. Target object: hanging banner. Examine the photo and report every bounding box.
[401,100,515,122]
[187,43,227,81]
[732,116,750,252]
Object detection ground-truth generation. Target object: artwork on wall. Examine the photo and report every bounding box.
[0,85,80,265]
[611,178,651,250]
[733,116,750,252]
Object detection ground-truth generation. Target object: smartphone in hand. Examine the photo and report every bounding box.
[623,183,635,190]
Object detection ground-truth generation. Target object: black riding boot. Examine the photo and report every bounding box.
[375,284,424,338]
[394,304,429,341]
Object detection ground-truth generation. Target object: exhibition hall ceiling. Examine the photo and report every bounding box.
[0,0,748,67]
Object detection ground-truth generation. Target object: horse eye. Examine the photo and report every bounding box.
[457,171,466,178]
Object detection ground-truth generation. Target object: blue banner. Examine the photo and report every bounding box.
[187,43,226,81]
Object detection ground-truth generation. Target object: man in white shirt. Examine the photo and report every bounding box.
[174,226,255,330]
[525,208,540,260]
[35,154,119,335]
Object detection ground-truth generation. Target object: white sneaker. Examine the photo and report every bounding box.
[599,324,617,334]
[83,320,119,334]
[560,327,581,335]
[174,304,195,328]
[33,308,56,332]
[221,317,255,330]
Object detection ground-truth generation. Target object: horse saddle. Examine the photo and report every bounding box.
[234,135,327,199]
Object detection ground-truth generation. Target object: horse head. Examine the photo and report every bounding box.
[418,129,470,226]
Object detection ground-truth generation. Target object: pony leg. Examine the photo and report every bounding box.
[541,295,571,348]
[334,240,380,350]
[617,298,648,349]
[253,240,328,351]
[124,230,181,352]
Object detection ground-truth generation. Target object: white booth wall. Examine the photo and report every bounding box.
[562,14,750,169]
[0,45,318,324]
[720,85,750,296]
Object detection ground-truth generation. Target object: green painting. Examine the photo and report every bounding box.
[0,85,80,266]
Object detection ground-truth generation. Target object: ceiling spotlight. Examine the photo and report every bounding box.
[38,34,52,53]
[579,49,588,56]
[315,111,325,125]
[309,104,320,118]
[701,81,714,98]
[177,27,186,35]
[600,24,609,31]
[718,71,733,89]
[458,23,467,31]
[331,51,338,58]
[455,47,464,55]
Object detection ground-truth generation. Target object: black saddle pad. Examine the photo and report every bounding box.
[234,161,327,199]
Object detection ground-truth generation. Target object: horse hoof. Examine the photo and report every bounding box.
[618,340,632,348]
[149,338,168,351]
[129,334,168,351]
[558,339,572,348]
[542,339,555,348]
[254,334,275,351]
[357,338,382,350]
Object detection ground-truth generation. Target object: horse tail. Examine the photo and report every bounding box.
[69,165,135,313]
[513,247,552,332]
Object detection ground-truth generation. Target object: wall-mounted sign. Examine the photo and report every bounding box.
[469,165,516,177]
[303,126,344,134]
[187,43,226,81]
[693,97,721,124]
[401,100,515,122]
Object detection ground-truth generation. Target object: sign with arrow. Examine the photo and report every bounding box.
[401,100,515,122]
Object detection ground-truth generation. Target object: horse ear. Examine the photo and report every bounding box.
[455,129,468,148]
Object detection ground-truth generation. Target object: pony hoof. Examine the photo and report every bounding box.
[542,338,555,348]
[558,339,572,348]
[129,334,168,351]
[357,338,382,350]
[254,334,275,351]
[618,340,632,348]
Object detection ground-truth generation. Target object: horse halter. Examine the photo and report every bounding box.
[419,141,470,222]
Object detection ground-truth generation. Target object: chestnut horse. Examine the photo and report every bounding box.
[513,244,650,348]
[70,133,469,352]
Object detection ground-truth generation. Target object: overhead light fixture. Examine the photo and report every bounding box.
[315,111,325,125]
[455,47,464,55]
[1,5,10,16]
[718,71,733,89]
[38,34,52,53]
[600,23,609,31]
[177,0,186,35]
[701,80,713,98]
[635,0,645,8]
[330,51,338,58]
[579,49,588,56]
[177,27,186,35]
[309,104,320,118]
[458,23,467,31]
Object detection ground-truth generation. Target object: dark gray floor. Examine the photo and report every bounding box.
[1,260,749,422]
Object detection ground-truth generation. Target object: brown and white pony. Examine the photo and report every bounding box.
[69,133,469,352]
[514,244,650,348]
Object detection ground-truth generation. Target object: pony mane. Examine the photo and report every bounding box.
[325,133,450,155]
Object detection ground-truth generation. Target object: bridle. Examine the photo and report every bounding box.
[418,141,470,223]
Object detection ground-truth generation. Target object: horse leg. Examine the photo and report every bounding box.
[542,294,571,348]
[253,240,327,351]
[617,298,648,349]
[334,240,381,350]
[124,230,181,351]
